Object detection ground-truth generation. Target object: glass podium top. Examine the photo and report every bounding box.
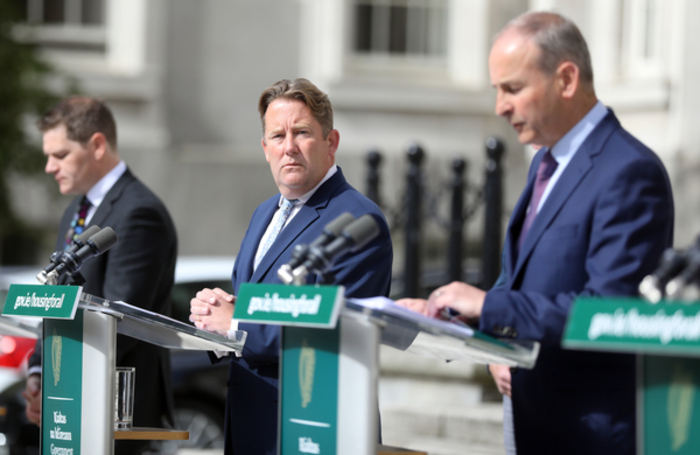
[78,293,246,353]
[344,297,539,369]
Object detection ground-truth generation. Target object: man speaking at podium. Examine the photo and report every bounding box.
[23,96,178,455]
[399,11,674,455]
[189,78,393,455]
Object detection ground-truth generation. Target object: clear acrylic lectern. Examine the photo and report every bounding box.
[39,291,246,455]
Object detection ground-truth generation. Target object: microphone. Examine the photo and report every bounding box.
[666,245,700,301]
[639,248,688,303]
[37,225,102,284]
[278,212,356,284]
[290,214,380,285]
[45,227,119,284]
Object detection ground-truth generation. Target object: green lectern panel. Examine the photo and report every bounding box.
[280,326,340,455]
[42,312,84,454]
[643,356,700,454]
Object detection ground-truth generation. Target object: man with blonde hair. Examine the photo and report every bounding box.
[190,78,393,455]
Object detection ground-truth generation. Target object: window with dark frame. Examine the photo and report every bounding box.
[353,0,448,57]
[18,0,105,26]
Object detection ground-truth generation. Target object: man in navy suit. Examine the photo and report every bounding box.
[189,78,392,455]
[399,12,673,455]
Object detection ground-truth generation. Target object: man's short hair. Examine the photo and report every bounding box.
[258,78,334,139]
[502,11,594,89]
[37,96,117,149]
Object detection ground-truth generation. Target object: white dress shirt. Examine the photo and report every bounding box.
[84,160,127,223]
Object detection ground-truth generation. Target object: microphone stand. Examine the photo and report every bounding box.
[65,272,86,287]
[318,270,336,285]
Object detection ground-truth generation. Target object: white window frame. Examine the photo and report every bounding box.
[621,0,668,81]
[16,0,106,49]
[12,0,147,76]
[300,0,488,89]
[351,0,449,57]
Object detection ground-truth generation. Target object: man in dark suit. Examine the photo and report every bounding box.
[23,96,177,455]
[399,12,674,455]
[189,78,393,455]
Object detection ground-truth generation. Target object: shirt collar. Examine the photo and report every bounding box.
[85,161,127,208]
[277,164,338,207]
[550,100,607,164]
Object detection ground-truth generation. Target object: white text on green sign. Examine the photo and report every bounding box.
[235,283,344,328]
[2,284,81,320]
[563,298,700,355]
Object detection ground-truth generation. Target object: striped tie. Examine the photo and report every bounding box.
[255,198,296,269]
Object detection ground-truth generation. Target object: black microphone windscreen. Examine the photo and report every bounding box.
[325,212,355,237]
[75,225,101,245]
[308,213,356,249]
[343,214,380,250]
[89,227,119,253]
[656,248,688,280]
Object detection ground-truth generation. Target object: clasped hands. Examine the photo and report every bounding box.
[189,287,237,333]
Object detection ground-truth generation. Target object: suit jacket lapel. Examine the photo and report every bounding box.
[55,198,81,251]
[54,169,134,250]
[88,169,135,229]
[238,199,277,284]
[512,110,619,281]
[514,150,592,278]
[504,159,538,282]
[250,203,319,282]
[250,169,346,282]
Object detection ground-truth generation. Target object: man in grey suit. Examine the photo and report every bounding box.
[23,96,177,455]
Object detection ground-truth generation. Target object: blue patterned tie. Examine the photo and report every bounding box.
[255,198,296,269]
[64,196,91,249]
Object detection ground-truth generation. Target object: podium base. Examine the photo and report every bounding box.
[113,427,189,440]
[378,445,427,454]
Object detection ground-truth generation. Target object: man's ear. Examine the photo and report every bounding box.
[556,61,580,99]
[261,137,271,163]
[327,129,340,157]
[89,132,108,160]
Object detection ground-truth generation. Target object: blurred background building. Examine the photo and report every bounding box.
[3,1,698,453]
[7,0,698,263]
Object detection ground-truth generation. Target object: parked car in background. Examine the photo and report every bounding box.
[161,256,235,453]
[0,267,42,455]
[0,256,236,454]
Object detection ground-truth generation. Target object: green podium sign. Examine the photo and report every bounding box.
[563,297,700,355]
[235,283,344,328]
[2,284,81,319]
[563,298,700,455]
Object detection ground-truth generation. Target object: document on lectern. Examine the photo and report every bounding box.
[344,296,539,369]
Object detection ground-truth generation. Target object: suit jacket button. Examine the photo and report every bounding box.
[492,325,517,338]
[502,327,518,338]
